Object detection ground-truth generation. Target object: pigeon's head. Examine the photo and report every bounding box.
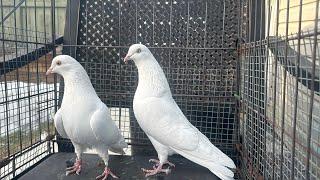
[46,55,80,76]
[123,44,152,64]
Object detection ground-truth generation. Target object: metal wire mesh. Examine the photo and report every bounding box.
[2,0,319,179]
[0,0,63,179]
[1,0,241,178]
[239,0,320,179]
[61,0,240,155]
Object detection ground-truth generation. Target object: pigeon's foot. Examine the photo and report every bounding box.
[96,167,119,180]
[141,164,172,177]
[66,159,82,175]
[149,159,175,168]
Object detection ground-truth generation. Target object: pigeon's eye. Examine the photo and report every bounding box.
[137,48,141,53]
[56,60,61,66]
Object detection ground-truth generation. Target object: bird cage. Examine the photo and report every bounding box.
[0,0,319,179]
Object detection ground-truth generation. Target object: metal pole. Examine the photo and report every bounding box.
[271,0,280,179]
[290,0,304,179]
[279,1,290,179]
[305,1,319,179]
[51,0,56,153]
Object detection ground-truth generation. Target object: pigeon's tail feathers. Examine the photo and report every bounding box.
[109,147,125,155]
[110,136,128,154]
[208,165,235,180]
[173,148,235,180]
[200,135,236,169]
[219,155,236,169]
[117,136,128,148]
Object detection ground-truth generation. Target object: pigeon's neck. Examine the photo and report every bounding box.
[62,69,97,98]
[135,58,171,98]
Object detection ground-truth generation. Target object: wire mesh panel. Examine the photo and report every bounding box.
[240,0,320,179]
[60,0,240,157]
[0,0,64,179]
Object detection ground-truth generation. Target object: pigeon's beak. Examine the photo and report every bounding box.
[123,55,131,64]
[46,67,53,76]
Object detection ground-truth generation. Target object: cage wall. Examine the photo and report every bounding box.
[60,0,240,158]
[0,0,64,179]
[240,0,320,179]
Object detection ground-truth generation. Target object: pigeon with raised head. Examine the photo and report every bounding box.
[46,55,127,179]
[124,44,236,180]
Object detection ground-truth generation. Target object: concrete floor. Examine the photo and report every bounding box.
[19,153,219,180]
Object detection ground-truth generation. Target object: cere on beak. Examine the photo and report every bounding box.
[46,67,53,76]
[123,55,131,64]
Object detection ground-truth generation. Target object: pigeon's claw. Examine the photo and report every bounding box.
[66,159,82,176]
[149,159,175,167]
[141,164,172,177]
[96,167,119,180]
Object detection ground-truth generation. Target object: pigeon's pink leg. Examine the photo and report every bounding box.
[66,159,82,175]
[96,167,119,180]
[141,164,171,177]
[149,159,175,168]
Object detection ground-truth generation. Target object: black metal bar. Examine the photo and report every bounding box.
[12,0,18,176]
[242,30,320,49]
[256,0,265,176]
[279,1,290,179]
[135,0,137,43]
[51,0,57,154]
[203,1,208,48]
[239,1,249,179]
[152,0,154,45]
[290,0,303,178]
[60,44,237,49]
[248,0,265,42]
[0,38,52,45]
[67,0,71,56]
[25,0,33,147]
[251,0,258,177]
[272,0,279,179]
[0,90,56,105]
[0,37,64,75]
[62,0,80,57]
[84,0,88,78]
[34,0,42,143]
[305,1,319,179]
[118,0,122,129]
[185,0,190,121]
[236,0,242,151]
[12,0,23,155]
[0,0,26,25]
[43,0,50,150]
[262,0,271,178]
[216,0,226,146]
[271,0,280,179]
[242,0,253,177]
[239,0,245,176]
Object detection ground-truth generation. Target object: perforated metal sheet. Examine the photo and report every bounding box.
[67,0,239,156]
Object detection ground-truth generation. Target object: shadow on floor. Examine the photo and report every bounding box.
[19,153,219,180]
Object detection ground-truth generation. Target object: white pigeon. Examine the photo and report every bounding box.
[46,55,127,179]
[124,44,236,180]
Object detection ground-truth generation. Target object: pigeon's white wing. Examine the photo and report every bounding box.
[54,109,68,138]
[90,102,127,148]
[137,97,235,180]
